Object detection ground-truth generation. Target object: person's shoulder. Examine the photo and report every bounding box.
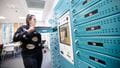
[16,25,27,32]
[20,25,27,28]
[18,25,27,29]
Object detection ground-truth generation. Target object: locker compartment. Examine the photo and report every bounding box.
[72,0,120,25]
[74,37,120,58]
[54,0,70,18]
[73,13,120,36]
[76,49,120,68]
[72,0,101,15]
[75,58,96,68]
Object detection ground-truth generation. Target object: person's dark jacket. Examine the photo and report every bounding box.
[13,25,42,54]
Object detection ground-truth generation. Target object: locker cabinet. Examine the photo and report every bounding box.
[72,0,101,15]
[73,13,120,36]
[72,0,120,25]
[76,49,120,68]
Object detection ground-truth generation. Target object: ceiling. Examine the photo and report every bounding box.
[0,0,57,26]
[0,0,28,23]
[26,0,45,9]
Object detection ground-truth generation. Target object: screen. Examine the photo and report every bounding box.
[59,23,71,46]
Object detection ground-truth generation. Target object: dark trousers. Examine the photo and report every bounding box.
[21,50,43,68]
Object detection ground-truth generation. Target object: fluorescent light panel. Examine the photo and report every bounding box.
[19,17,26,19]
[0,16,6,19]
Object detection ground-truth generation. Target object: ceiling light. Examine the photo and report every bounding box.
[0,16,6,19]
[19,17,26,19]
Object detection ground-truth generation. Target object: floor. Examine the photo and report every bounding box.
[0,48,52,68]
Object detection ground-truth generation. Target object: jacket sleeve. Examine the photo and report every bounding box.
[13,26,30,42]
[37,33,45,48]
[38,33,41,43]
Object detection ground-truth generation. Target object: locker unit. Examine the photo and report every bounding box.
[36,18,62,68]
[54,0,70,18]
[75,37,120,58]
[76,49,120,68]
[72,0,120,26]
[48,18,62,68]
[73,13,120,36]
[70,0,120,68]
[71,0,101,15]
[52,0,120,68]
[54,0,74,68]
[50,31,62,68]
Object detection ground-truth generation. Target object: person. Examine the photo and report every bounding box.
[13,14,43,68]
[0,44,3,63]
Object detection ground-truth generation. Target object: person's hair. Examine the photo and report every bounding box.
[26,14,35,25]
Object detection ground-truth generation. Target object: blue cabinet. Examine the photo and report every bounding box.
[50,32,62,68]
[71,0,120,68]
[72,0,101,15]
[76,49,120,68]
[52,0,120,68]
[72,0,120,25]
[54,0,70,18]
[75,37,120,58]
[73,13,120,36]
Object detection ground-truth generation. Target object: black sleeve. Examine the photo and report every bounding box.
[38,33,45,48]
[13,26,30,42]
[38,33,41,43]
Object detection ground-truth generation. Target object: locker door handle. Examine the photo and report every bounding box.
[75,40,79,45]
[73,19,77,23]
[74,29,78,33]
[72,9,76,13]
[76,50,80,56]
[61,51,64,55]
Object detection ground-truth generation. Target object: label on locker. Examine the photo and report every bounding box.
[73,0,120,25]
[76,49,120,68]
[75,37,120,58]
[74,13,120,36]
